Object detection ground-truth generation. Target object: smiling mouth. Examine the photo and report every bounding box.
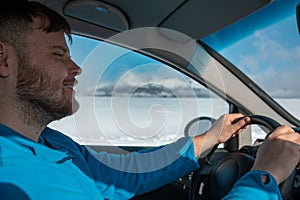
[65,85,74,90]
[63,79,78,89]
[64,84,74,90]
[63,79,78,92]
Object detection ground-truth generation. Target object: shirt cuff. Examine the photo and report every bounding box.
[223,170,282,200]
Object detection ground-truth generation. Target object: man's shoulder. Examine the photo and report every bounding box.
[42,127,72,141]
[41,127,83,152]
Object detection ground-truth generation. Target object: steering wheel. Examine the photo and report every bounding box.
[189,115,298,200]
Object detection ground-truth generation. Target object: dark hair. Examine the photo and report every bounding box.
[0,0,71,49]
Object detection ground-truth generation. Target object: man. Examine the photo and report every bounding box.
[0,1,298,199]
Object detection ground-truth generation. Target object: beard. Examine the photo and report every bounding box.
[16,51,79,126]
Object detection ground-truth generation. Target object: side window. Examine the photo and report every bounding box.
[50,35,229,146]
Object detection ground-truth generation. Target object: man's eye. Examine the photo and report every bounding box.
[53,53,64,58]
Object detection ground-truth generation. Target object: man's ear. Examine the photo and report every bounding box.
[0,42,9,78]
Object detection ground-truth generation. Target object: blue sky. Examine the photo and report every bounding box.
[201,0,300,98]
[217,15,300,98]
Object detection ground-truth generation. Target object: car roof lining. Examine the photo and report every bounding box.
[37,0,272,40]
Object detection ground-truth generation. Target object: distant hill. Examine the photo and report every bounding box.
[82,82,211,98]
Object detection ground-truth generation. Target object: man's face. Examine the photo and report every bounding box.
[16,22,81,122]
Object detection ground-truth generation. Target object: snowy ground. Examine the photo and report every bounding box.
[49,97,300,146]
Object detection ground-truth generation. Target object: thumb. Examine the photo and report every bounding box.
[231,117,250,133]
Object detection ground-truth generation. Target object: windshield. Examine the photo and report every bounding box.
[202,0,300,120]
[49,35,229,146]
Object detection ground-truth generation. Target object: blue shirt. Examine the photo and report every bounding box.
[0,123,282,199]
[223,170,282,200]
[0,123,199,199]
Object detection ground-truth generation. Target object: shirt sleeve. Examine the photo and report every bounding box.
[85,136,200,199]
[222,170,282,200]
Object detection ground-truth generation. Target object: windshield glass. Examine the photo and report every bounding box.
[49,35,229,146]
[202,0,300,120]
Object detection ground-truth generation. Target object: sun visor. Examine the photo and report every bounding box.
[160,0,272,39]
[64,0,129,32]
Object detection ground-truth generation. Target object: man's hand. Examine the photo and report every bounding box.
[192,114,250,158]
[251,125,300,184]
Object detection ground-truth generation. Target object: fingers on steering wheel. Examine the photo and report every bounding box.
[269,125,296,139]
[232,116,250,135]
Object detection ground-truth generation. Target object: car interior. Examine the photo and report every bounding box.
[31,0,300,199]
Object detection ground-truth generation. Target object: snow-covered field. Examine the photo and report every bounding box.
[49,97,300,146]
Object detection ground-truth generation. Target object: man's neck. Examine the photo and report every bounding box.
[0,99,51,142]
[0,118,44,141]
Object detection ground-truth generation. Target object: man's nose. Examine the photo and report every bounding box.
[69,60,82,76]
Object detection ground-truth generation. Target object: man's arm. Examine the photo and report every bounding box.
[81,114,249,199]
[85,137,200,199]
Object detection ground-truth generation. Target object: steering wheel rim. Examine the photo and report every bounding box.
[190,114,296,200]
